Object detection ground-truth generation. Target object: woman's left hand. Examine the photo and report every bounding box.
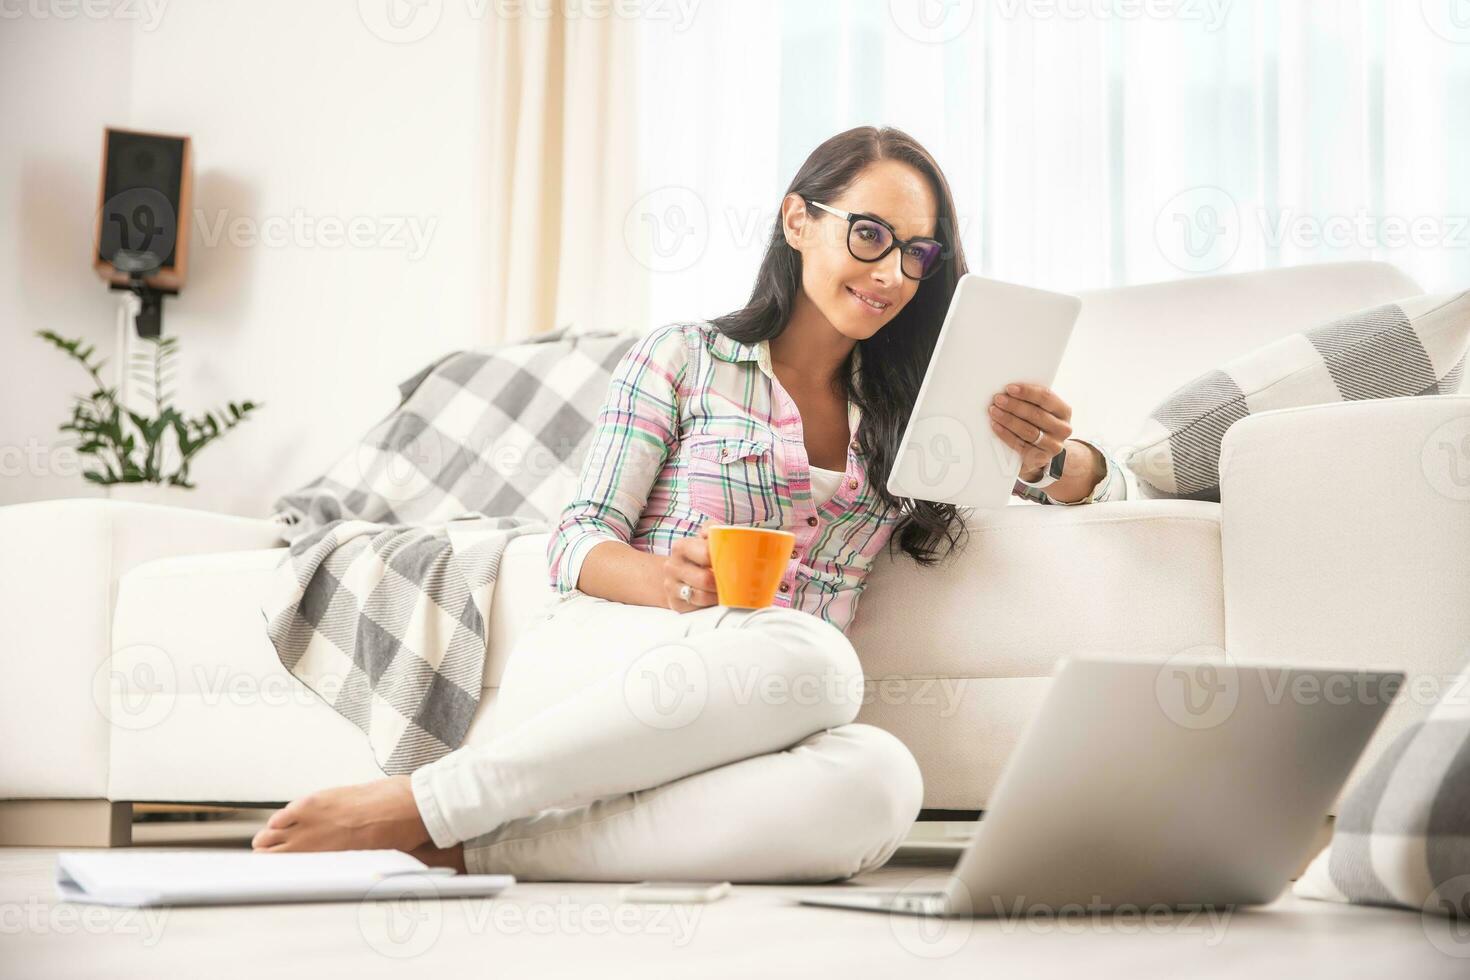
[988,383,1073,480]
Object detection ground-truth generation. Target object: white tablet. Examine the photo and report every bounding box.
[887,274,1081,509]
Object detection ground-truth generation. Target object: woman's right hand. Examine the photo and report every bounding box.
[663,524,720,612]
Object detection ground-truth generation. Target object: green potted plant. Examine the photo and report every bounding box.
[38,330,260,506]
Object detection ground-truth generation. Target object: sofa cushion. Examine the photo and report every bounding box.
[1057,261,1424,447]
[1124,291,1470,500]
[108,501,1224,811]
[1294,654,1470,921]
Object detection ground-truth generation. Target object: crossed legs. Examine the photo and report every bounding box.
[256,595,922,882]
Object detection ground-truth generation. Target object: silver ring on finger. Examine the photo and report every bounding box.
[1030,430,1045,448]
[678,583,693,603]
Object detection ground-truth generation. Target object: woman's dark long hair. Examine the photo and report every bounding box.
[711,126,970,566]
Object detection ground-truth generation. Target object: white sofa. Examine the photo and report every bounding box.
[2,261,1467,847]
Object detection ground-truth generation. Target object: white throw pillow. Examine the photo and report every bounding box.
[1124,292,1470,500]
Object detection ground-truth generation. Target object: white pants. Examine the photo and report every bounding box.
[409,592,923,882]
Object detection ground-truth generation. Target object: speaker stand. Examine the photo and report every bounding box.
[108,278,173,339]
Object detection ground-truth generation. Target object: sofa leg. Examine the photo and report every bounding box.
[0,799,132,847]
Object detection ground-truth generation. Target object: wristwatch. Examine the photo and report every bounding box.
[1017,446,1067,491]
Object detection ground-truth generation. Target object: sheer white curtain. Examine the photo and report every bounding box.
[630,0,1470,330]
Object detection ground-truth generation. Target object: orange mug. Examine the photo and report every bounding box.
[706,525,797,608]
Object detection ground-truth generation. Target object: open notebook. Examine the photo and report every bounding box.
[56,849,514,907]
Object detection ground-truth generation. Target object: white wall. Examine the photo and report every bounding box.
[1,14,132,506]
[1,2,494,516]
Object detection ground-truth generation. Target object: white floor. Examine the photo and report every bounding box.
[4,815,1466,980]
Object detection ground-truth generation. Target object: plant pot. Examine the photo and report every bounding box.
[105,482,209,511]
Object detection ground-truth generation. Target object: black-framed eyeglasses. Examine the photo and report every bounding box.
[806,199,945,281]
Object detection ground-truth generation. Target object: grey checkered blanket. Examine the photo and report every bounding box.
[263,328,639,773]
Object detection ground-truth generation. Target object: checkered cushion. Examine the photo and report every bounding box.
[1124,292,1470,500]
[1294,655,1470,921]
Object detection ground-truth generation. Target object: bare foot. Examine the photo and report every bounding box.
[251,775,431,854]
[409,841,467,873]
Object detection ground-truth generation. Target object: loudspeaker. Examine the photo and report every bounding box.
[94,128,193,293]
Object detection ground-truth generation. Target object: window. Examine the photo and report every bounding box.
[634,0,1470,327]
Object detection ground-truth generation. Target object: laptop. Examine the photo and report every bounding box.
[886,274,1082,510]
[799,655,1401,917]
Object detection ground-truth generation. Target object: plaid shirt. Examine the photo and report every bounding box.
[548,321,1129,632]
[548,321,900,631]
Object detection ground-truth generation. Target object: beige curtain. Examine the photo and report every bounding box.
[480,10,645,341]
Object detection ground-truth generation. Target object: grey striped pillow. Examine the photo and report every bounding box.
[1125,292,1470,500]
[1294,657,1470,921]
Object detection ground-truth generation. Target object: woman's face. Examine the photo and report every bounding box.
[783,159,940,342]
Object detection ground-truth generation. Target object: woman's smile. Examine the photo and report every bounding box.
[845,284,892,315]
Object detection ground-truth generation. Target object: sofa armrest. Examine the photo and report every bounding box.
[0,499,283,799]
[1219,396,1470,801]
[107,533,560,804]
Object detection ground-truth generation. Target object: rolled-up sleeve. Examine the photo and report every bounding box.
[546,324,688,593]
[1073,436,1132,503]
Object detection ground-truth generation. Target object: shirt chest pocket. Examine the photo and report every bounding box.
[684,436,781,527]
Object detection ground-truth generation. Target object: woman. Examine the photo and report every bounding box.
[252,126,1126,881]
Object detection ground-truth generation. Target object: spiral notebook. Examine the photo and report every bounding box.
[56,849,514,907]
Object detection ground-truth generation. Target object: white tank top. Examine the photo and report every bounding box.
[809,465,844,506]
